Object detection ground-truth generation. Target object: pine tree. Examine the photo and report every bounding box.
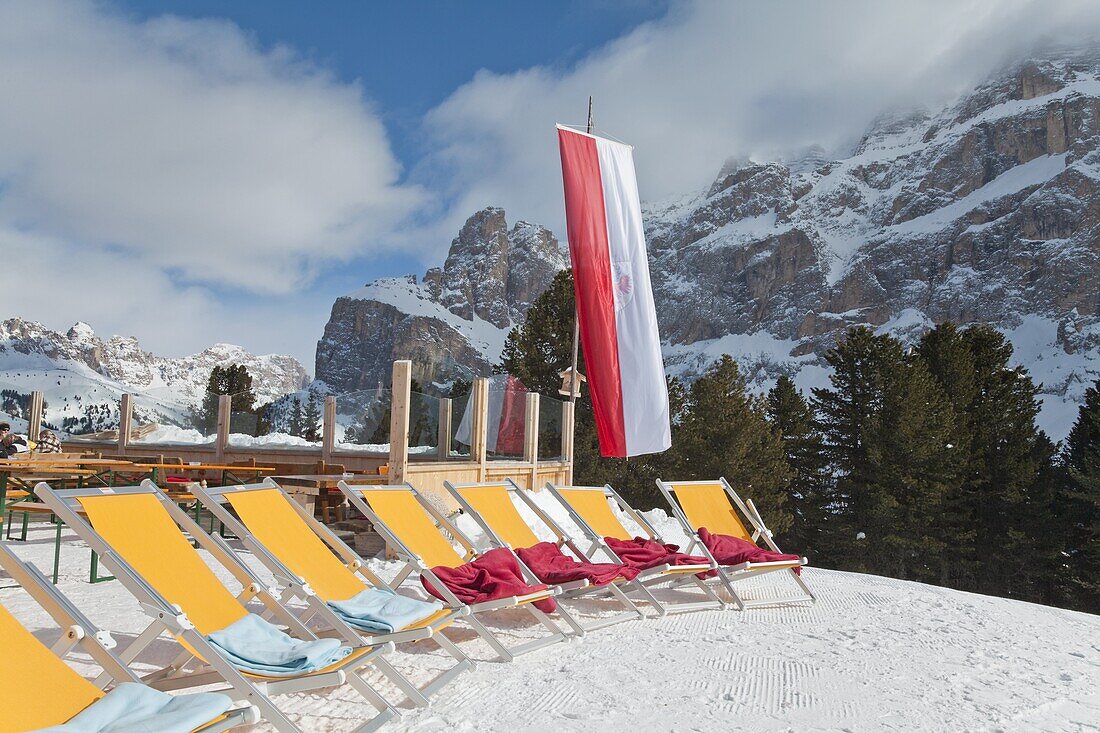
[677,356,793,535]
[766,375,831,558]
[289,398,304,437]
[302,399,322,442]
[193,364,260,434]
[866,355,961,582]
[814,327,962,578]
[916,323,1048,597]
[500,270,580,394]
[1060,379,1100,612]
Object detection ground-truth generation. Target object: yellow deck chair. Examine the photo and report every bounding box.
[542,483,726,615]
[656,478,815,609]
[190,479,473,705]
[0,541,257,733]
[445,480,645,630]
[33,481,401,733]
[338,481,571,662]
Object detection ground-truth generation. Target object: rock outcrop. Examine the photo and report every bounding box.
[315,208,566,390]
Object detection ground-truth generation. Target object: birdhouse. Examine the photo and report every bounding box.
[558,367,586,398]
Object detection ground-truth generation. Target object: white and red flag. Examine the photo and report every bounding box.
[557,124,671,457]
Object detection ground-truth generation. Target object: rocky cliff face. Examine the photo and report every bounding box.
[649,51,1100,436]
[315,208,566,391]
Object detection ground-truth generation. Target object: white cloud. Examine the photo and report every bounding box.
[0,225,330,366]
[0,0,423,293]
[416,0,1100,252]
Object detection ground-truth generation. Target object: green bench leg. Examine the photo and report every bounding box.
[89,551,115,584]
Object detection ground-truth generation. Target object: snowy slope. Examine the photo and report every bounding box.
[1,494,1095,733]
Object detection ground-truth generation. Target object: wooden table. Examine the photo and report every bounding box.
[126,463,276,486]
[0,468,99,517]
[273,474,386,522]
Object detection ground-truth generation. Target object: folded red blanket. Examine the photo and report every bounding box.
[604,536,711,572]
[422,547,557,612]
[516,541,640,586]
[698,527,802,575]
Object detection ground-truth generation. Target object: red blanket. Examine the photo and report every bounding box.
[698,527,802,575]
[516,542,640,586]
[422,547,557,613]
[604,536,711,572]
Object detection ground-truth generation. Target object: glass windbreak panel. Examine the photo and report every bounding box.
[448,392,472,459]
[247,392,325,450]
[334,389,391,454]
[538,394,565,461]
[132,390,215,446]
[43,389,121,442]
[129,392,209,445]
[485,375,528,461]
[408,391,440,456]
[0,379,34,436]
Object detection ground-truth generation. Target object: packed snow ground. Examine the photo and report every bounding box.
[1,507,1097,732]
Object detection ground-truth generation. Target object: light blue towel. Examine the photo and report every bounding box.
[207,613,351,676]
[328,587,444,634]
[35,682,231,733]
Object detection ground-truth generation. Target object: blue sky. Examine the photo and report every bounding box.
[116,0,670,287]
[98,0,671,363]
[2,0,1095,370]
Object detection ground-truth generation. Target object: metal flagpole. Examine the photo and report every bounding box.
[568,96,592,406]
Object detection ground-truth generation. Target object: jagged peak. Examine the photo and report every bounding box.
[66,321,96,342]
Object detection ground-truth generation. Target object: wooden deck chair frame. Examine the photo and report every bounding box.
[542,483,726,616]
[190,478,474,707]
[444,479,645,632]
[655,477,815,610]
[0,541,259,733]
[33,480,402,733]
[337,481,572,662]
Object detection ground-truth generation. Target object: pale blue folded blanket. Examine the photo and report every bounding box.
[328,587,443,634]
[207,613,351,676]
[35,682,231,733]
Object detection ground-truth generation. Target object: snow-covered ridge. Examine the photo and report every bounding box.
[0,318,308,433]
[641,51,1100,440]
[344,276,509,360]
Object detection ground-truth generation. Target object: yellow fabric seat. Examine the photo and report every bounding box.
[223,487,457,635]
[554,488,633,541]
[452,484,541,549]
[665,482,753,541]
[358,489,467,569]
[0,601,101,732]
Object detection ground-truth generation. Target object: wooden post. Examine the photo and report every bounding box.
[215,394,231,461]
[562,399,575,485]
[28,391,43,442]
[389,360,412,484]
[117,394,133,454]
[438,398,452,460]
[472,377,489,481]
[322,395,337,461]
[524,392,540,490]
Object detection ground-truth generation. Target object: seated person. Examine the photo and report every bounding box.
[0,432,28,458]
[37,428,62,453]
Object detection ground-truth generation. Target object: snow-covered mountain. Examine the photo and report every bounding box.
[317,50,1100,439]
[648,51,1100,438]
[0,318,309,434]
[315,207,567,391]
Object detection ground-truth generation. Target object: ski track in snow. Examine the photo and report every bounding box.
[1,522,1097,733]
